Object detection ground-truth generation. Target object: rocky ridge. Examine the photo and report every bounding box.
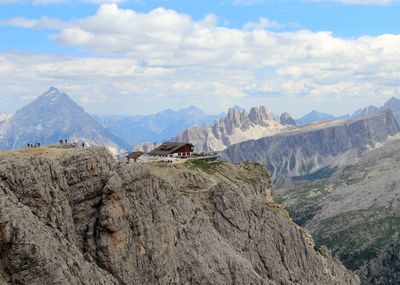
[176,106,288,153]
[0,146,359,284]
[221,110,400,186]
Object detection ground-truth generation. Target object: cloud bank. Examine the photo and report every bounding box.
[0,4,400,115]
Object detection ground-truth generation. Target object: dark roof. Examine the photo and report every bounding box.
[126,151,144,159]
[149,142,193,156]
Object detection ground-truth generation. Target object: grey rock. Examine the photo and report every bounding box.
[351,105,381,120]
[221,110,400,186]
[176,106,286,153]
[384,97,400,123]
[0,146,358,284]
[280,112,297,126]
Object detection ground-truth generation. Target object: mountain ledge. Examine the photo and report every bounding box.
[0,147,359,284]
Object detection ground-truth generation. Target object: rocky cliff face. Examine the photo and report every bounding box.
[221,110,400,186]
[0,146,358,284]
[176,106,287,153]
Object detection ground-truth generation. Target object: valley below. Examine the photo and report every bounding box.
[277,138,400,284]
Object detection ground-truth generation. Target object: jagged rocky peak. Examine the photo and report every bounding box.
[280,112,297,126]
[385,96,400,108]
[351,105,380,120]
[224,106,246,128]
[36,87,75,106]
[0,146,360,284]
[248,106,274,124]
[384,96,400,122]
[175,105,287,153]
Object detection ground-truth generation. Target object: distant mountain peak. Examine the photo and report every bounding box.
[179,105,205,114]
[385,96,400,107]
[0,88,129,154]
[39,87,71,104]
[280,112,297,126]
[296,110,335,125]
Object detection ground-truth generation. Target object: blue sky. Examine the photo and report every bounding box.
[0,0,400,117]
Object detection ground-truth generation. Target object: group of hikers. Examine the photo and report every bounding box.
[27,142,40,148]
[59,139,85,148]
[25,139,86,149]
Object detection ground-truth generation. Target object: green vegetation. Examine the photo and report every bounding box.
[312,208,400,270]
[274,195,285,205]
[184,159,224,174]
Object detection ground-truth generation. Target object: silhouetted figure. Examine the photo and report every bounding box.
[38,142,41,147]
[27,143,30,148]
[59,139,63,144]
[82,142,85,148]
[65,139,67,144]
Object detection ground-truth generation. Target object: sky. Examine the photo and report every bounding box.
[0,0,400,117]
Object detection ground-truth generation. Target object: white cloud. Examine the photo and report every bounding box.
[1,4,400,116]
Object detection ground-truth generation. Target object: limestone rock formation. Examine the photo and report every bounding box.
[221,110,400,186]
[0,146,359,284]
[176,106,287,153]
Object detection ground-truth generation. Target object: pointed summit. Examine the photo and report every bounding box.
[280,112,297,126]
[0,88,129,154]
[296,110,335,125]
[384,96,400,122]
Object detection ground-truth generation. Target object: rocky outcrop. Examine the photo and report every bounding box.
[176,106,287,153]
[221,110,400,185]
[280,112,297,126]
[0,146,359,284]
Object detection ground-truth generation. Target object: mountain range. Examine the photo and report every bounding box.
[94,106,221,148]
[221,110,400,186]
